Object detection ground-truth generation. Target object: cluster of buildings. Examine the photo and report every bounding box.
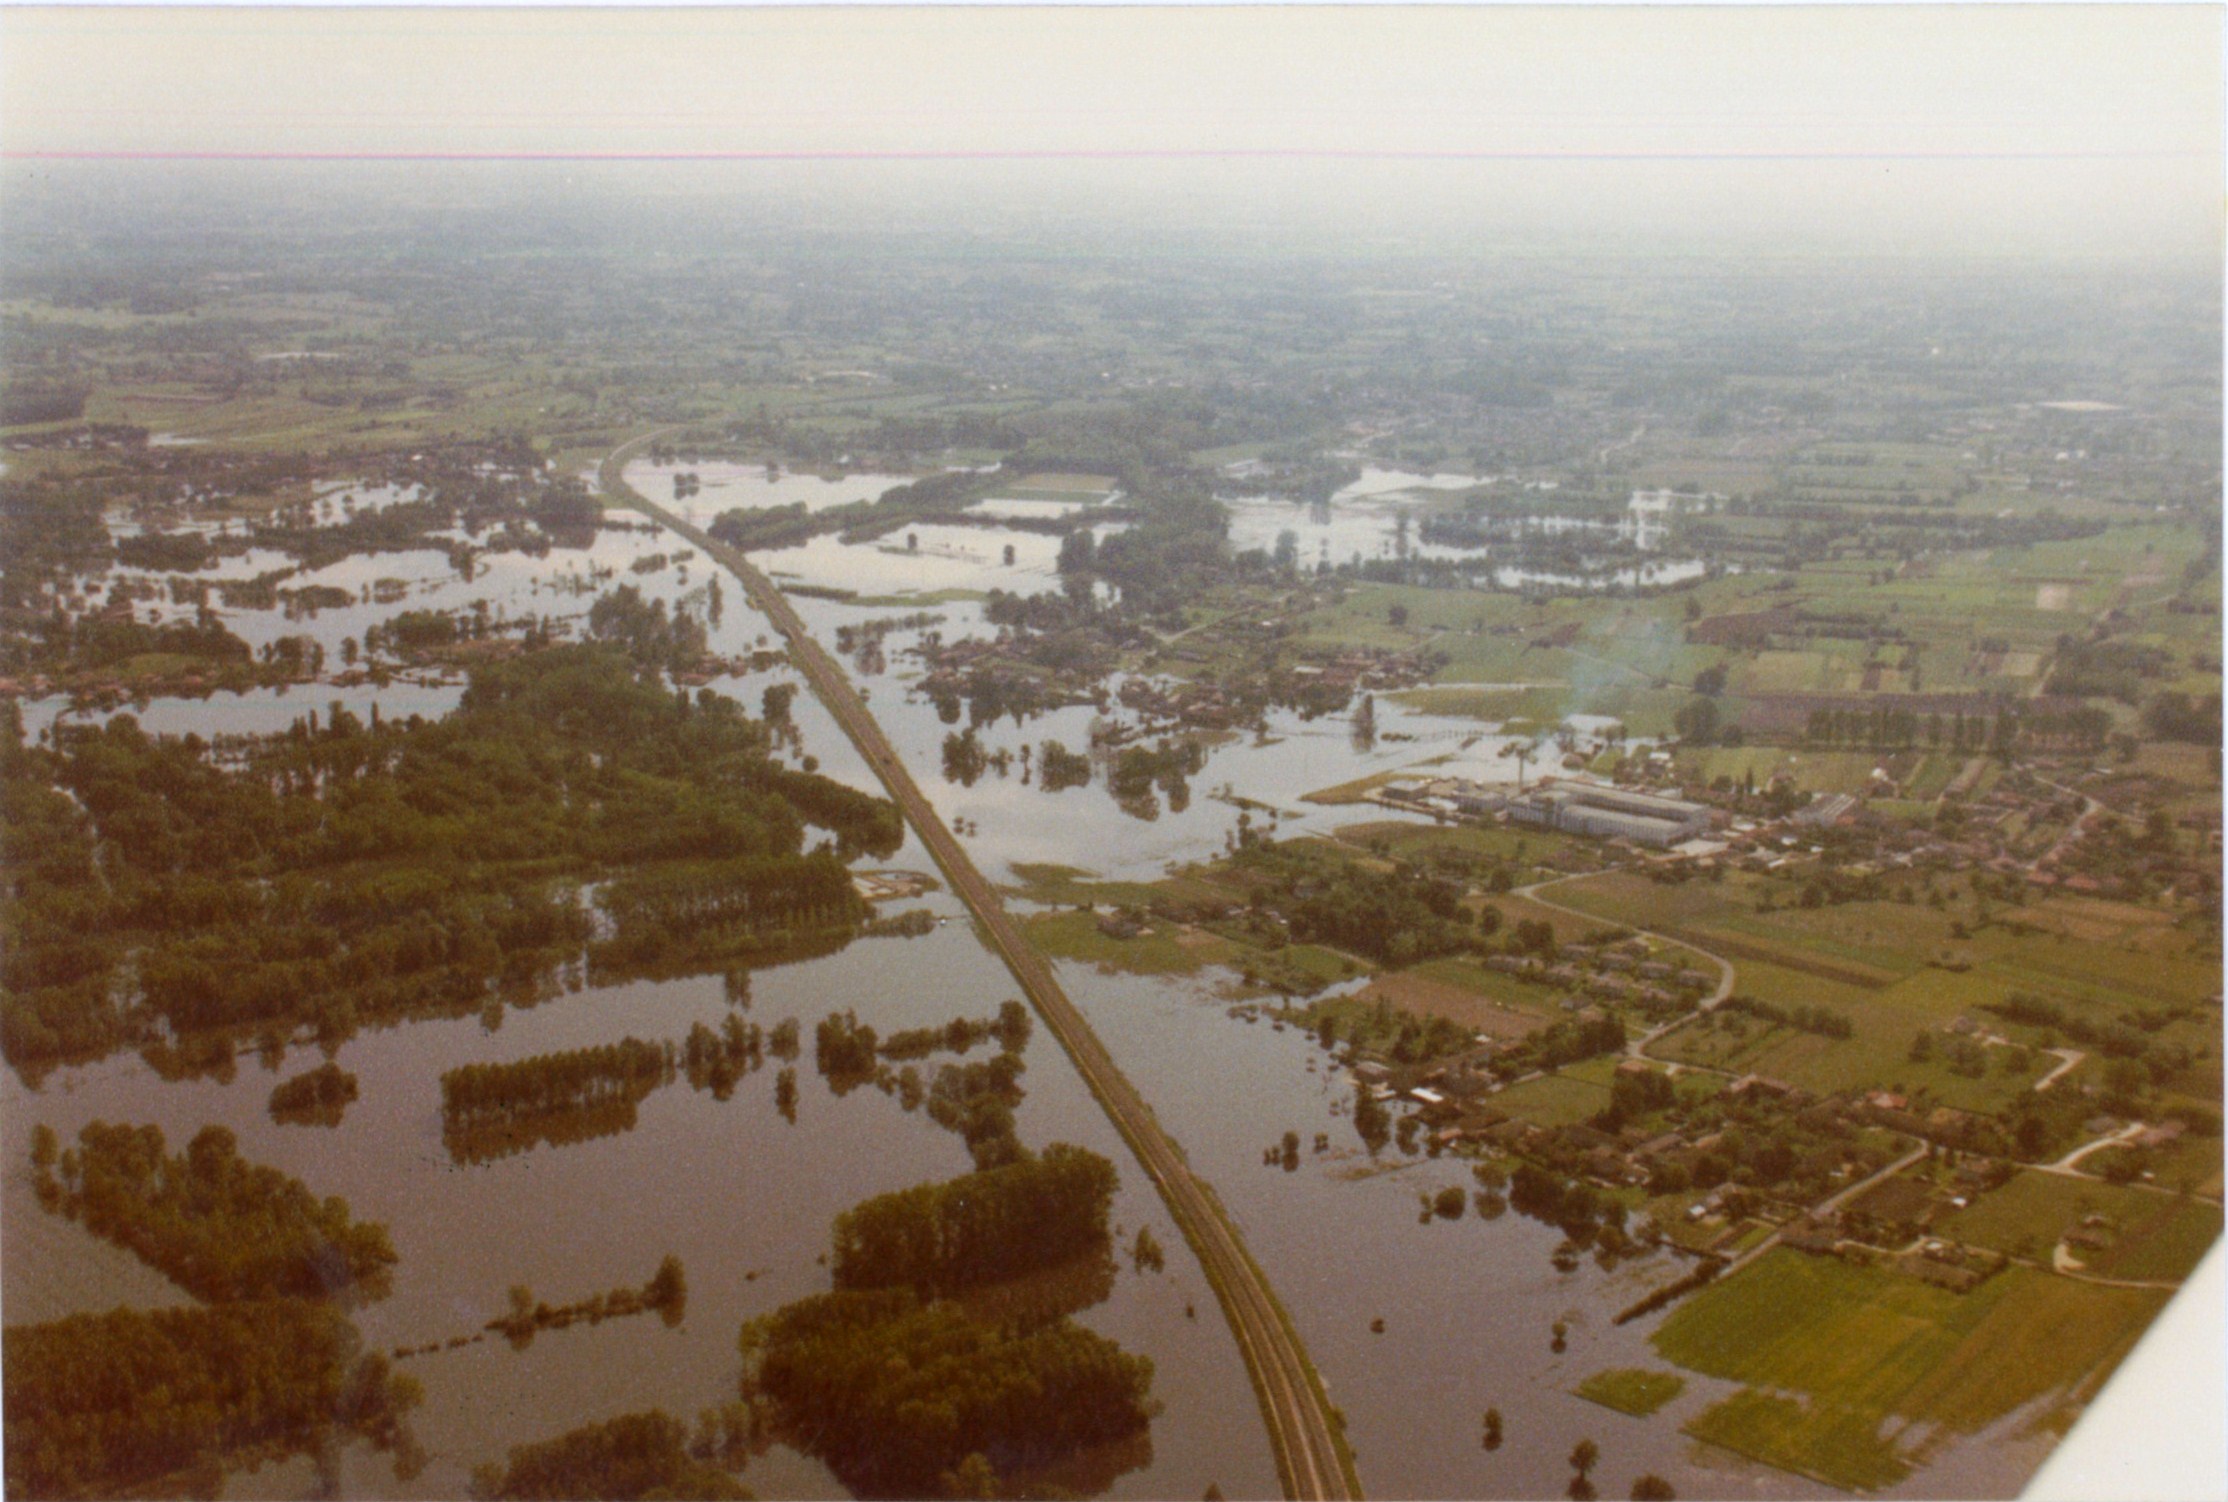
[1279,645,1442,694]
[1115,674,1244,731]
[1377,773,1718,850]
[1381,776,1508,820]
[1374,756,2196,900]
[1505,781,1716,848]
[1481,937,1709,1014]
[853,869,936,902]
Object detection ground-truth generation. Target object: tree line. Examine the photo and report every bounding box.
[681,1015,764,1098]
[484,1256,689,1352]
[1233,841,1475,970]
[1488,1014,1629,1083]
[1720,995,1855,1040]
[442,1037,675,1122]
[440,1038,677,1163]
[830,1144,1118,1298]
[879,1001,1032,1061]
[924,1052,1030,1169]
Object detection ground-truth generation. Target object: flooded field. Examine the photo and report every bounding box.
[1220,476,1711,589]
[3,484,2037,1501]
[758,523,1078,600]
[0,874,1280,1499]
[621,460,916,521]
[5,496,1282,1499]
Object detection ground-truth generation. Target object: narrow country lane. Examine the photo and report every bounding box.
[1514,868,1739,1065]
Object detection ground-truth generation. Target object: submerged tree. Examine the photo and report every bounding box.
[1352,1082,1391,1155]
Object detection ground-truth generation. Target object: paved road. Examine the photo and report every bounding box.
[1715,1142,1932,1282]
[601,438,1359,1501]
[2042,1121,2149,1174]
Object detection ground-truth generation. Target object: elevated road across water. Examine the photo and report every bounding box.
[601,437,1360,1502]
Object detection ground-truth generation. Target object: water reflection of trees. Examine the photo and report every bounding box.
[442,1093,650,1167]
[953,1247,1119,1328]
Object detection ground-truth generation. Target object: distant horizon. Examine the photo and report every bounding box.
[3,5,2220,261]
[4,158,2222,274]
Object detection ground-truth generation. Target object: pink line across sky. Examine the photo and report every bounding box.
[1,147,2191,163]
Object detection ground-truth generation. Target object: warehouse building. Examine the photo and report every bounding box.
[1506,780,1711,847]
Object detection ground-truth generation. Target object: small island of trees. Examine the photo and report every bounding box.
[440,1037,676,1164]
[4,1300,422,1500]
[268,1060,359,1126]
[747,1286,1154,1499]
[30,1121,397,1305]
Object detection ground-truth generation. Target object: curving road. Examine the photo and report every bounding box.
[1514,868,1738,1064]
[601,437,1360,1501]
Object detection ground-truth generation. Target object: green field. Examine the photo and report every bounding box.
[850,588,988,607]
[1302,769,1416,806]
[1654,1250,2167,1490]
[1293,584,1713,733]
[1942,1171,2222,1282]
[1006,862,1187,910]
[1388,685,1567,723]
[1491,1069,1614,1128]
[1558,862,2217,1113]
[1652,981,2052,1114]
[1023,908,1234,976]
[1020,896,1368,999]
[1327,819,1596,882]
[1683,1388,1911,1491]
[1573,1367,1686,1417]
[1550,869,1932,985]
[2109,1132,2227,1201]
[1405,956,1564,1018]
[1674,746,1889,796]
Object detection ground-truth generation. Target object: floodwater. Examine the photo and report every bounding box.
[0,870,1277,1500]
[761,584,2038,1501]
[3,477,2028,1501]
[1056,967,1847,1502]
[969,497,1094,521]
[621,461,915,522]
[612,458,1121,599]
[784,587,1649,888]
[20,680,469,743]
[1220,480,1710,588]
[1222,494,1493,568]
[5,489,1278,1500]
[757,523,1078,600]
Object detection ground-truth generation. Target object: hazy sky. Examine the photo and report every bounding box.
[2,5,2222,257]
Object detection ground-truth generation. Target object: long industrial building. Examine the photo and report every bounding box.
[1506,779,1712,847]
